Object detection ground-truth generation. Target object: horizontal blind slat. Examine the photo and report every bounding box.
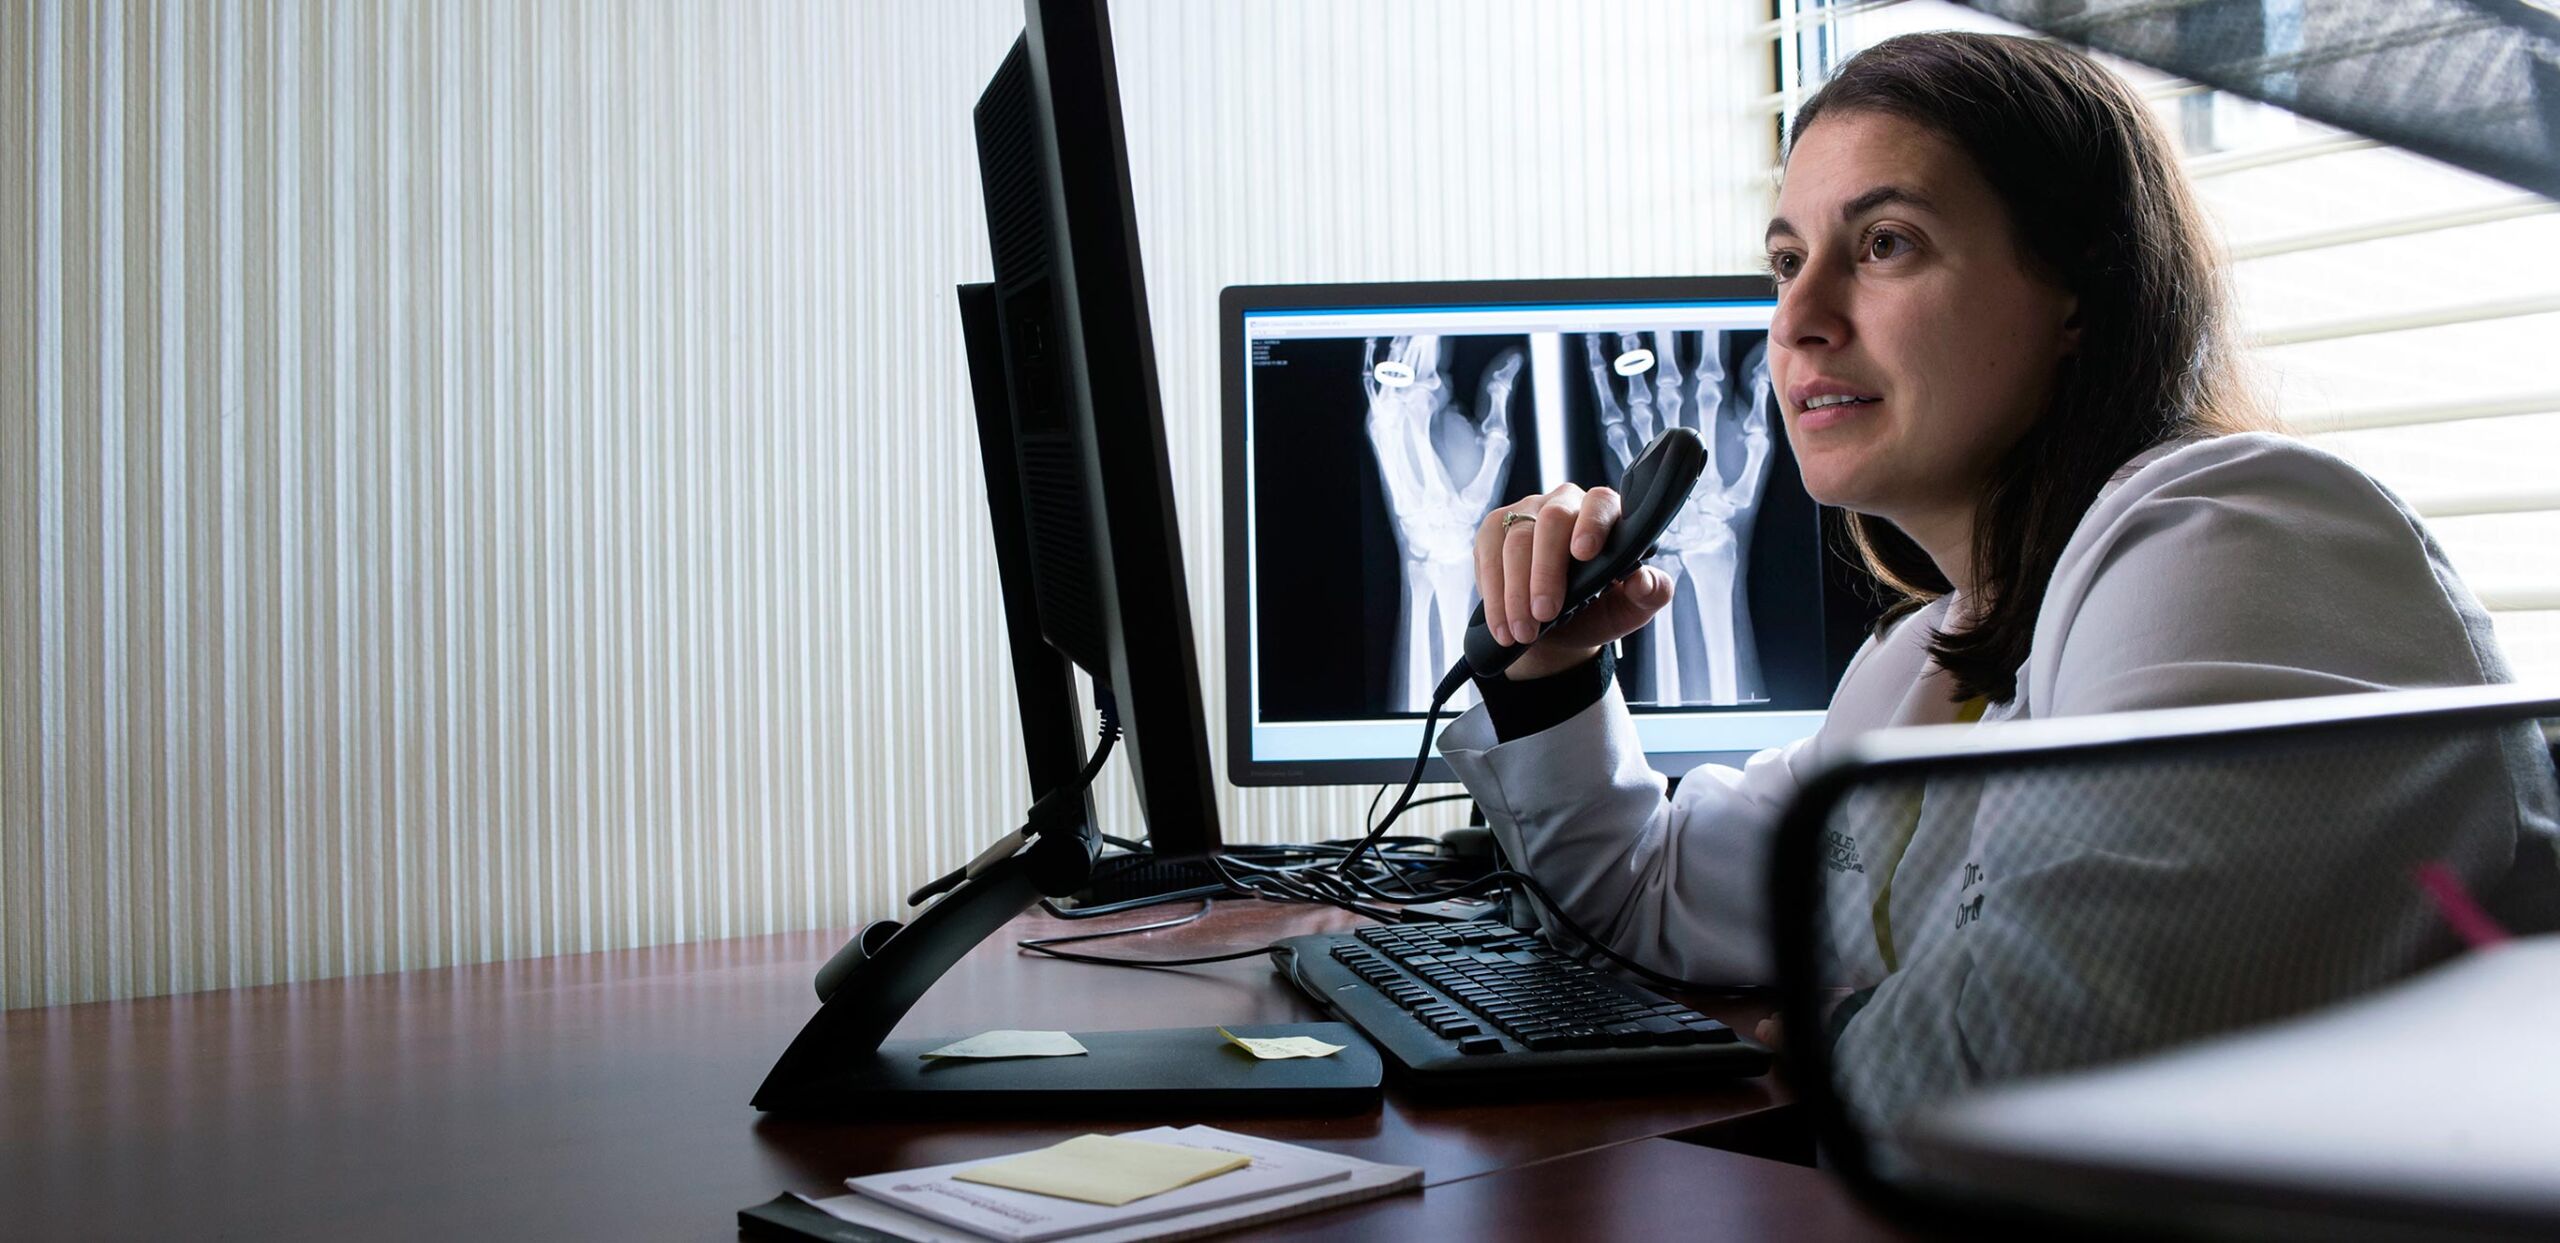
[2404,485,2560,521]
[2186,133,2379,179]
[2227,198,2558,261]
[2477,586,2560,613]
[2289,391,2560,435]
[2249,293,2560,349]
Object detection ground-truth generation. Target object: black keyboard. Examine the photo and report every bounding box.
[1271,920,1767,1087]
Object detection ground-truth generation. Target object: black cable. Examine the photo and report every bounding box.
[1037,885,1228,920]
[1362,786,1472,833]
[1013,900,1296,969]
[1016,941,1284,969]
[1016,900,1213,948]
[1336,666,1470,890]
[908,696,1123,907]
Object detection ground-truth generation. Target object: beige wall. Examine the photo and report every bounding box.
[1,0,1772,1008]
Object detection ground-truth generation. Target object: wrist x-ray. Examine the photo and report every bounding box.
[1363,334,1526,712]
[1563,329,1776,707]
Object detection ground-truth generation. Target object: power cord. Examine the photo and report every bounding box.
[908,693,1122,908]
[1017,899,1287,968]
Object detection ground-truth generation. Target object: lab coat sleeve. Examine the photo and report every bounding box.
[1436,683,1829,987]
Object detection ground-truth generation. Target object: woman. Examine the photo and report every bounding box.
[1438,32,2560,1128]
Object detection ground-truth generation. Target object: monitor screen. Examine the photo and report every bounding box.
[1222,278,1873,786]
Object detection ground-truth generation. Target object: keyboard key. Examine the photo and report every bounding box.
[1458,1035,1504,1055]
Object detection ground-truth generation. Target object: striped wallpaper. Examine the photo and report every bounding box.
[2,0,1774,1007]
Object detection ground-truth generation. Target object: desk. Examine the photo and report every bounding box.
[4,901,1900,1240]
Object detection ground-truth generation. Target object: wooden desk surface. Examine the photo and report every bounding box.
[4,901,1829,1241]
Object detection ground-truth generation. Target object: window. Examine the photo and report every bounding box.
[1765,0,2560,683]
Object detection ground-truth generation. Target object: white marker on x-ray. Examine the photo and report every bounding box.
[1612,347,1655,377]
[1372,360,1416,388]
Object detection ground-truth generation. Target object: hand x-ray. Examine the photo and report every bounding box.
[1363,334,1525,712]
[1563,330,1776,707]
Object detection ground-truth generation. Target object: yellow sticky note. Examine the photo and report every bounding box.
[919,1030,1089,1060]
[951,1134,1249,1207]
[1218,1027,1347,1060]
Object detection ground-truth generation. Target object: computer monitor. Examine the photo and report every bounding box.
[1221,279,1878,786]
[971,0,1220,857]
[757,0,1259,1112]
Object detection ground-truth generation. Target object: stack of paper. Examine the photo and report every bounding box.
[797,1126,1421,1243]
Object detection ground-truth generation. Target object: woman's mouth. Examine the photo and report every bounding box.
[1795,394,1881,431]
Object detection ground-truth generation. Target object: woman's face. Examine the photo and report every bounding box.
[1764,110,2079,536]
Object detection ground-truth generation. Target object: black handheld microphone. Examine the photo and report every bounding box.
[1456,426,1709,682]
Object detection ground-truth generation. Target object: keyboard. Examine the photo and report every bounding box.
[1271,920,1767,1087]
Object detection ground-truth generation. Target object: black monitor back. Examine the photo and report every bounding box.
[970,0,1221,858]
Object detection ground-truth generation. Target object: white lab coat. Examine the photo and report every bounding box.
[1436,432,2560,1127]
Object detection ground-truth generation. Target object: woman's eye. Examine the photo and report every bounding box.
[1866,230,1910,261]
[1765,250,1802,281]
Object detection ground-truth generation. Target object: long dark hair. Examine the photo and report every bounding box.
[1788,33,2271,703]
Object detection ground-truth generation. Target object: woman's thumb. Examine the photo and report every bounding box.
[1626,566,1674,612]
[1563,566,1674,646]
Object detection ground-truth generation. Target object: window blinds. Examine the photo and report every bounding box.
[1764,0,2560,678]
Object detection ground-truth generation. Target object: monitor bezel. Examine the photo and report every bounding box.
[1220,274,1867,788]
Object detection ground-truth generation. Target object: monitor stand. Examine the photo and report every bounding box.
[745,284,1381,1117]
[746,821,1381,1115]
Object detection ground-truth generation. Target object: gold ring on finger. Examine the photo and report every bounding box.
[1501,512,1538,531]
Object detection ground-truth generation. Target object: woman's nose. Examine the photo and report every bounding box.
[1770,259,1849,352]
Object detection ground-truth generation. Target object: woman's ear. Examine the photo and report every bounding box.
[2058,293,2083,356]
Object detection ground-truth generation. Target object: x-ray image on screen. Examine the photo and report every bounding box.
[1560,329,1776,708]
[1247,333,1542,718]
[1363,334,1529,711]
[1244,295,1843,736]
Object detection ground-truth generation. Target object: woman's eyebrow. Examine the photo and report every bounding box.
[1766,184,1940,244]
[1842,185,1935,220]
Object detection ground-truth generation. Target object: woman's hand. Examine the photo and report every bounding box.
[1474,483,1677,681]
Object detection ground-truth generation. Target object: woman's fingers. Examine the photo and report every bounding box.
[1477,495,1533,645]
[1528,492,1580,627]
[1572,486,1620,560]
[1549,566,1673,650]
[1481,483,1638,648]
[1524,485,1619,638]
[1501,503,1541,646]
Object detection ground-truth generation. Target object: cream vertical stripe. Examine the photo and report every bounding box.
[3,0,1770,1008]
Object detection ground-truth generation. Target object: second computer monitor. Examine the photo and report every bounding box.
[1221,277,1873,786]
